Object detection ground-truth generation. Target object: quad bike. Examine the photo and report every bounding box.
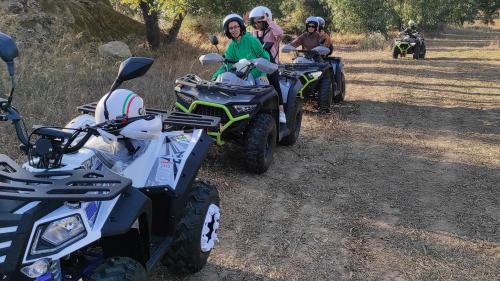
[279,44,346,111]
[174,36,303,174]
[392,32,426,59]
[0,32,221,280]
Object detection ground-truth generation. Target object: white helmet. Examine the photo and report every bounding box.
[95,89,145,124]
[223,13,246,38]
[249,6,272,21]
[305,16,319,31]
[316,17,325,27]
[95,89,161,141]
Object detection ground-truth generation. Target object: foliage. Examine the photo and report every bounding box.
[115,0,500,43]
[279,0,331,34]
[358,32,389,50]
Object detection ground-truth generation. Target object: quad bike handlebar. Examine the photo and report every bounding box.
[0,97,30,148]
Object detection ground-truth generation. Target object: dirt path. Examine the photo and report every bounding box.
[153,26,500,280]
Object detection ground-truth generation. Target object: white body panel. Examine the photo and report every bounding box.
[20,114,206,266]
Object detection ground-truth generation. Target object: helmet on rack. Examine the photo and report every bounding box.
[95,89,161,140]
[223,13,246,39]
[249,6,272,30]
[95,89,145,124]
[305,16,319,32]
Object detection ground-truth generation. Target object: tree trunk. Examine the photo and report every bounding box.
[139,1,160,49]
[164,12,186,44]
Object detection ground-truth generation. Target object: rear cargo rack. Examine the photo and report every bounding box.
[279,62,329,71]
[78,102,220,130]
[0,154,131,201]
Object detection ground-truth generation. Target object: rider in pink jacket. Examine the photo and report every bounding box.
[249,6,286,123]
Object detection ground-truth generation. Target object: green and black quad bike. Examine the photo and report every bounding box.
[174,37,303,174]
[279,44,346,111]
[392,32,426,59]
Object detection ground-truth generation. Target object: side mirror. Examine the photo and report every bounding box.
[263,42,274,52]
[281,44,296,53]
[252,58,278,74]
[209,35,219,46]
[110,57,154,92]
[311,46,330,56]
[199,53,225,66]
[0,32,19,76]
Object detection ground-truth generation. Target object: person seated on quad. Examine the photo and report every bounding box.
[403,20,422,55]
[212,14,271,86]
[404,20,419,37]
[249,6,286,123]
[316,16,333,56]
[289,17,329,51]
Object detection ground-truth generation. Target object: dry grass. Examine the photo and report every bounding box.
[0,30,216,160]
[331,32,366,45]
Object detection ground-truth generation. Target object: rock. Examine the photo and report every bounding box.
[8,2,24,14]
[98,41,132,58]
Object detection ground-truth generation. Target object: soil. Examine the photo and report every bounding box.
[152,26,500,280]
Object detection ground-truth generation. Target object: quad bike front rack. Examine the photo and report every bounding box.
[0,154,131,201]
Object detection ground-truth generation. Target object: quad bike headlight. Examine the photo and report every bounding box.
[233,104,257,114]
[30,215,87,256]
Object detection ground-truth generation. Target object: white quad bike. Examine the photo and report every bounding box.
[0,32,221,281]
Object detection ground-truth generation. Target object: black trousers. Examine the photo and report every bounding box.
[268,70,283,105]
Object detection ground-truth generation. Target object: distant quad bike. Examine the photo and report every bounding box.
[392,32,426,59]
[0,32,221,280]
[174,36,303,174]
[279,44,346,111]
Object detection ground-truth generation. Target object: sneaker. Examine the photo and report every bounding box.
[279,111,287,124]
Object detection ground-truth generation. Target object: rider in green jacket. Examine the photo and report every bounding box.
[212,14,270,81]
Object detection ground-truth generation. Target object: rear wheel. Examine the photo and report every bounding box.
[162,182,220,273]
[87,257,146,281]
[280,100,303,146]
[245,113,277,173]
[333,72,346,103]
[318,74,333,112]
[392,47,400,59]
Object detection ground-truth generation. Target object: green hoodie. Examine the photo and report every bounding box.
[212,32,270,80]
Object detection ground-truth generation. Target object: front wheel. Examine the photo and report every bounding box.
[392,47,400,59]
[245,113,277,173]
[333,72,346,103]
[280,100,303,146]
[87,257,146,281]
[162,182,221,273]
[420,43,426,59]
[318,74,333,112]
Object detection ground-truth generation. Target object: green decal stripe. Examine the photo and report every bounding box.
[121,92,136,115]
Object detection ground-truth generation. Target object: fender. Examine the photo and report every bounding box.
[101,187,152,238]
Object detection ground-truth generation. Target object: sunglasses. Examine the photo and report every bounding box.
[307,25,316,28]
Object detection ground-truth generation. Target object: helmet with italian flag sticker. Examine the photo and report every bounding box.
[95,89,145,124]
